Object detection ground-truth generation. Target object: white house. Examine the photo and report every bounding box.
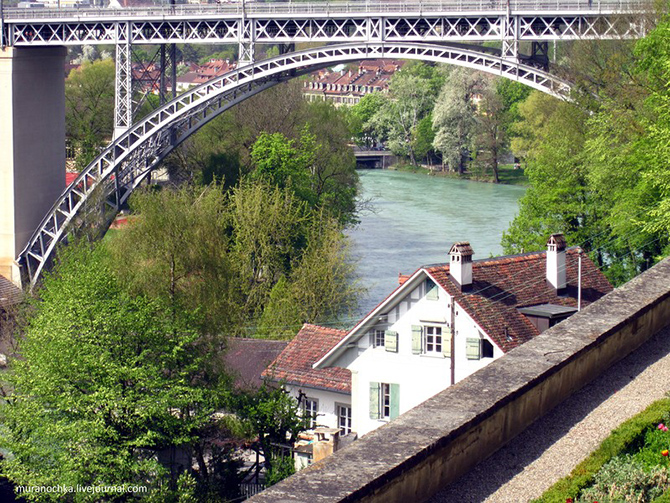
[265,234,612,438]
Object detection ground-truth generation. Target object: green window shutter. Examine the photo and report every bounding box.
[411,325,422,355]
[390,383,400,420]
[384,330,398,353]
[466,338,481,360]
[426,283,439,300]
[369,382,380,419]
[443,331,452,358]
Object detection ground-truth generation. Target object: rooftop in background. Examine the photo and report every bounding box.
[0,276,22,311]
[223,338,288,390]
[262,324,351,394]
[303,59,405,107]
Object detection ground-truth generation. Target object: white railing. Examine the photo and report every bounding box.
[1,0,649,20]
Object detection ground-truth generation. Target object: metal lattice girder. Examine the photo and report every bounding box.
[2,1,647,46]
[114,22,132,138]
[18,40,573,287]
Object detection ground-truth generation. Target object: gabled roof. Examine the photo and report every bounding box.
[315,247,612,368]
[222,338,288,390]
[425,248,612,353]
[262,324,351,394]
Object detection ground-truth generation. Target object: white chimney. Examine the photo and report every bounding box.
[546,233,567,292]
[449,242,474,291]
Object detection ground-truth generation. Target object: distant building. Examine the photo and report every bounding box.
[264,234,613,440]
[302,59,405,106]
[176,59,237,92]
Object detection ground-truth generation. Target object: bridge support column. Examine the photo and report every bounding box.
[114,23,132,139]
[0,47,66,286]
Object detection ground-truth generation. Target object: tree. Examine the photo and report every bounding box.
[230,384,309,482]
[105,185,237,336]
[474,78,507,183]
[0,242,231,501]
[348,92,387,147]
[432,68,484,173]
[369,63,442,165]
[65,58,115,170]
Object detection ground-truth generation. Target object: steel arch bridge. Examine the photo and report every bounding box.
[1,0,647,134]
[3,0,649,285]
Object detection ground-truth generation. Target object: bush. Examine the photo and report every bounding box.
[265,455,295,487]
[578,456,669,503]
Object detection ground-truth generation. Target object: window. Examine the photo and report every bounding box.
[369,382,400,420]
[466,336,495,360]
[303,397,318,429]
[481,339,494,358]
[425,279,439,300]
[381,383,391,419]
[337,404,352,435]
[370,329,385,348]
[412,325,450,356]
[425,326,442,354]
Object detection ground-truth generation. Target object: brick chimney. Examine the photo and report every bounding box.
[449,242,473,291]
[546,233,567,293]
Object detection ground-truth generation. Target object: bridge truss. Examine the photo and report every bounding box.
[1,0,647,133]
[1,0,648,285]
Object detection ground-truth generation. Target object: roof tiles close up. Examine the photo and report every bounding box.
[262,324,351,393]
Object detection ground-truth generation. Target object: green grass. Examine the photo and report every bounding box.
[531,397,670,503]
[653,490,670,503]
[496,164,529,185]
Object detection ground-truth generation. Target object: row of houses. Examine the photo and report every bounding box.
[230,234,611,465]
[302,59,405,106]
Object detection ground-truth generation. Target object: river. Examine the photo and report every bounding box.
[346,169,526,316]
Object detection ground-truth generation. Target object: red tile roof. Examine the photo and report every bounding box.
[263,324,351,393]
[223,338,288,390]
[425,248,612,353]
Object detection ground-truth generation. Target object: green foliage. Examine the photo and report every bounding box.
[172,81,358,226]
[230,384,309,476]
[106,185,236,336]
[503,17,670,283]
[432,68,483,173]
[65,58,115,170]
[578,456,668,503]
[108,181,361,339]
[265,456,295,487]
[250,130,316,206]
[532,398,670,503]
[0,242,229,501]
[368,63,442,165]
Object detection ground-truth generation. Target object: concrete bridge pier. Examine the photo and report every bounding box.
[0,47,66,286]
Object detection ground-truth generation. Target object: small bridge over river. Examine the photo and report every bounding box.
[0,0,649,286]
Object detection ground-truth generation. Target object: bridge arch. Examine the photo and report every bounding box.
[19,41,571,286]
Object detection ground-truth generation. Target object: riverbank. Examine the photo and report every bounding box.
[387,163,529,186]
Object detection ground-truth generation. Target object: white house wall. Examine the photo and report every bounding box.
[284,384,351,432]
[339,273,504,436]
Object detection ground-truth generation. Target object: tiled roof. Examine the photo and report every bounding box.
[425,248,613,353]
[263,324,351,393]
[0,277,22,310]
[223,338,288,390]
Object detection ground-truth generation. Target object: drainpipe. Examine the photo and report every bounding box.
[450,300,456,385]
[577,249,583,311]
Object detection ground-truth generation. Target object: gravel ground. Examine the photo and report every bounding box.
[429,324,670,503]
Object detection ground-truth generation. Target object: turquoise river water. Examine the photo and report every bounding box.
[346,169,527,316]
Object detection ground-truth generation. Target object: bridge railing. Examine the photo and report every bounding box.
[1,0,649,20]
